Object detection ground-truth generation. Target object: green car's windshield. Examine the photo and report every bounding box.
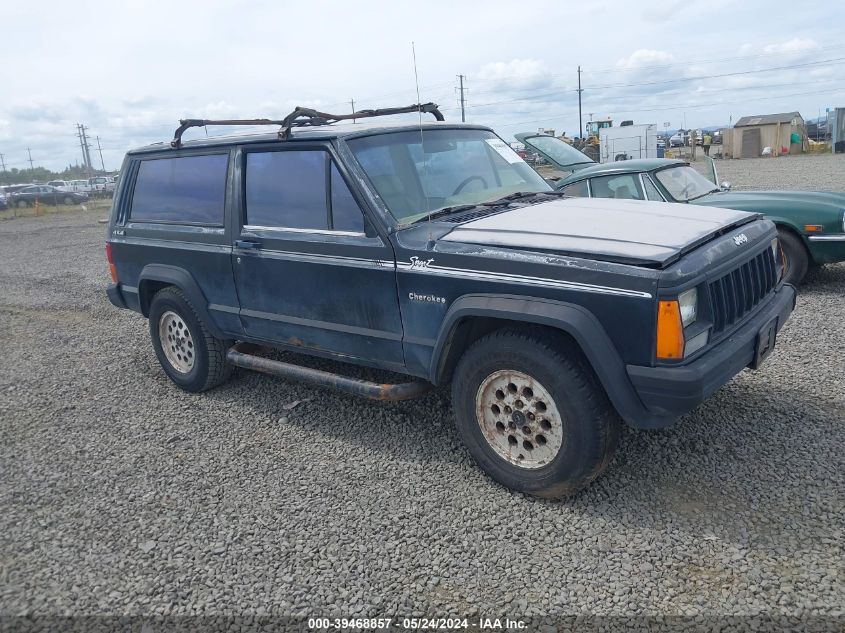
[347,128,552,224]
[655,166,719,202]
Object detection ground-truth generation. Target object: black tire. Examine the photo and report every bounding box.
[148,286,232,392]
[778,228,809,286]
[17,200,28,209]
[451,327,621,499]
[63,196,74,205]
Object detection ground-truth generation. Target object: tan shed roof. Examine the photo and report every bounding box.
[735,112,802,127]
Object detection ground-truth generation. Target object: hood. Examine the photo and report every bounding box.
[442,197,758,267]
[515,132,595,172]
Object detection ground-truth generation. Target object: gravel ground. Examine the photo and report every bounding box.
[691,152,845,192]
[0,163,843,627]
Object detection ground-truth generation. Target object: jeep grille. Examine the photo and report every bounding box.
[709,248,778,335]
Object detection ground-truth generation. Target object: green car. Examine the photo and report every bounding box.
[517,132,845,285]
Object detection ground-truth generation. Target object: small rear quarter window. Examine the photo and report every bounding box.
[561,180,588,197]
[130,154,228,224]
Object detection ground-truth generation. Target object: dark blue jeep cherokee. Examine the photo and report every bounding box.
[106,104,796,498]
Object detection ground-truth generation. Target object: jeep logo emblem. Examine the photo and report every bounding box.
[733,233,748,246]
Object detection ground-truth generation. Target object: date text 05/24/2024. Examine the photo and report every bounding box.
[307,617,527,630]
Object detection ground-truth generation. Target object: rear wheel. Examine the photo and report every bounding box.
[63,196,74,205]
[451,328,621,498]
[778,228,809,286]
[17,200,28,209]
[148,287,232,392]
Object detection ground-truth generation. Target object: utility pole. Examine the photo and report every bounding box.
[76,124,86,171]
[350,99,355,123]
[80,125,93,175]
[457,74,466,123]
[0,153,6,173]
[577,66,583,139]
[96,136,106,171]
[27,148,34,170]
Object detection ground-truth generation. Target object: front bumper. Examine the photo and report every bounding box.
[627,283,796,421]
[807,234,845,265]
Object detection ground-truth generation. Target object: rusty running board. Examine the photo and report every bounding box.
[226,343,432,402]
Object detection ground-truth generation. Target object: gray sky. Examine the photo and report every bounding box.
[2,0,843,172]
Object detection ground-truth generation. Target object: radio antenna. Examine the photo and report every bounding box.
[412,41,433,240]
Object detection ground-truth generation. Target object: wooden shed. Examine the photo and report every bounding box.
[722,112,805,159]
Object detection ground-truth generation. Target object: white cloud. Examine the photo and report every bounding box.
[763,37,819,54]
[615,49,676,70]
[476,59,553,91]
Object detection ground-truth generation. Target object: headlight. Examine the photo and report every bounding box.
[678,288,697,327]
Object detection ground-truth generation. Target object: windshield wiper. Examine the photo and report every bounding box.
[482,190,566,206]
[410,204,478,224]
[687,188,720,201]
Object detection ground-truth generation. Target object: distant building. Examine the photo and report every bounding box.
[723,111,806,159]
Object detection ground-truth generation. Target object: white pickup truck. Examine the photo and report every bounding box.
[88,176,117,197]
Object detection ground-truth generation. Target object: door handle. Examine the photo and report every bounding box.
[234,239,260,250]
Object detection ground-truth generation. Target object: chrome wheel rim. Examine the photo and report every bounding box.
[159,311,195,374]
[475,370,563,469]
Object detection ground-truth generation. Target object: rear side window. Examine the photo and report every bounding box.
[245,150,365,233]
[589,174,644,200]
[130,154,228,224]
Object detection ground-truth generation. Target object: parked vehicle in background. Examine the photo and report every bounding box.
[47,180,74,191]
[105,104,794,498]
[89,176,116,197]
[9,185,88,207]
[669,130,689,147]
[69,179,94,194]
[518,132,845,285]
[0,190,7,210]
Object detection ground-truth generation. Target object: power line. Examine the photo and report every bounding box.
[492,85,845,130]
[456,56,845,112]
[467,42,845,86]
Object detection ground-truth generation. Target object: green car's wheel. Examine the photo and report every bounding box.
[778,228,809,286]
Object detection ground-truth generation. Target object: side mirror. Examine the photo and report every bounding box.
[721,181,731,191]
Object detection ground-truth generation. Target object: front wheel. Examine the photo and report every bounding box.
[63,196,74,205]
[451,328,620,498]
[778,228,809,286]
[148,287,232,392]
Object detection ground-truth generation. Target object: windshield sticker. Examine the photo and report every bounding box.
[485,138,523,164]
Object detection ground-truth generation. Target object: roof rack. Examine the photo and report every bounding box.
[170,102,444,148]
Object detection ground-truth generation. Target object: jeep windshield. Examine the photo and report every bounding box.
[655,165,719,202]
[347,128,552,225]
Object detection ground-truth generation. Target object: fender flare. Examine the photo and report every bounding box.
[429,294,651,427]
[138,264,225,339]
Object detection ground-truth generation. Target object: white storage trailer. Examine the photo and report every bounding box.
[599,123,659,163]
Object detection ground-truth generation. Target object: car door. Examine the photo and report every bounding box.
[231,143,404,368]
[43,186,59,204]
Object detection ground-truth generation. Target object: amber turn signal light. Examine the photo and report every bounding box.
[656,300,684,359]
[105,243,118,283]
[804,225,824,233]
